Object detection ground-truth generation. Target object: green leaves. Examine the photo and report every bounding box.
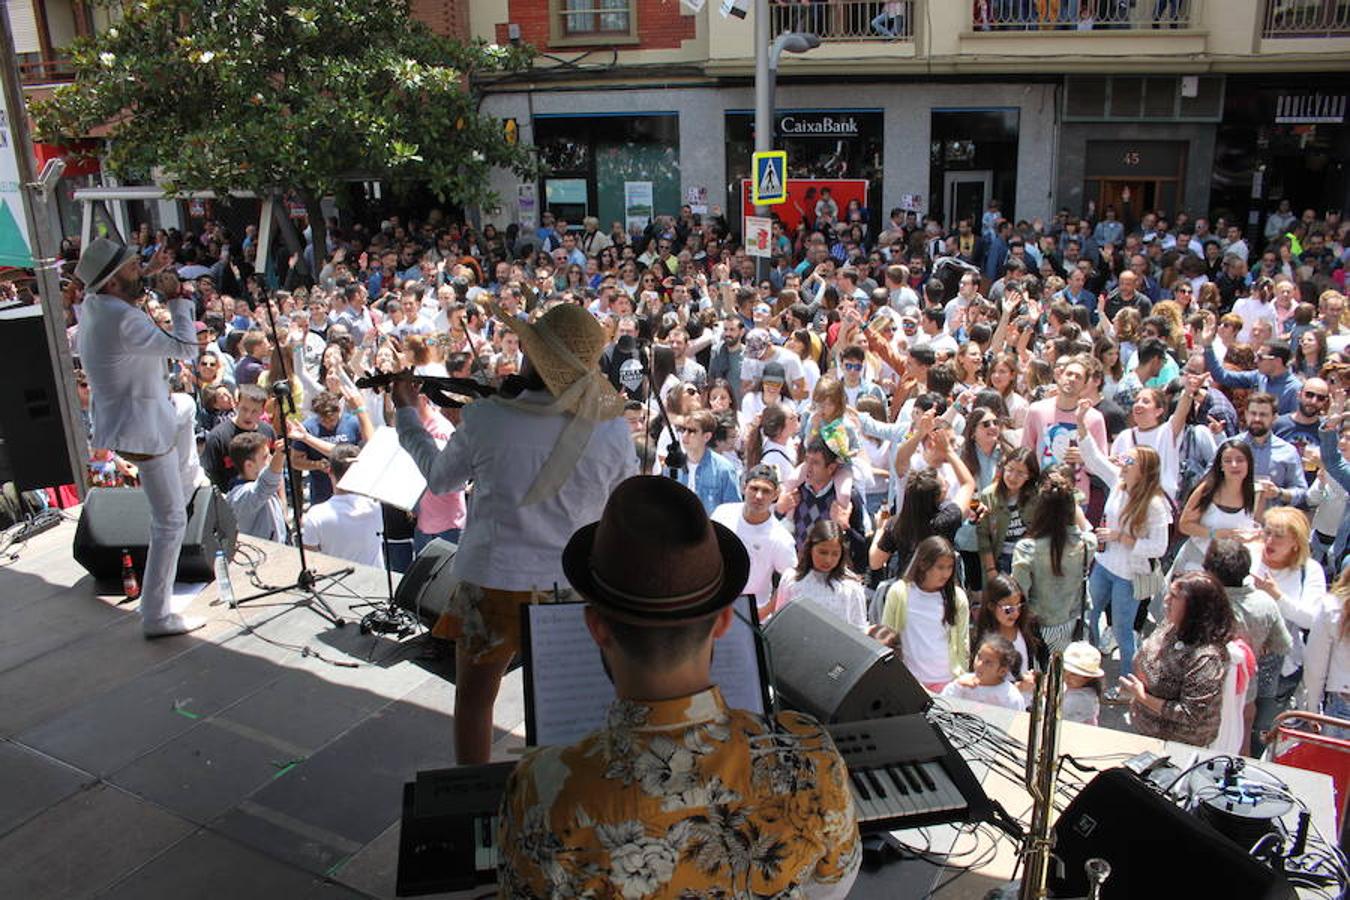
[32,0,539,211]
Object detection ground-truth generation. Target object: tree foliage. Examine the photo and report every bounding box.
[32,0,537,220]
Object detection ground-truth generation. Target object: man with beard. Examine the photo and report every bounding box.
[77,238,204,637]
[498,477,859,897]
[1273,378,1331,467]
[707,314,746,405]
[1239,392,1308,510]
[1021,354,1108,498]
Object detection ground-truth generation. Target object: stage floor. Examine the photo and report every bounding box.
[0,515,521,900]
[0,515,1337,899]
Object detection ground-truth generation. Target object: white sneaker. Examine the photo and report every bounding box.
[143,614,206,638]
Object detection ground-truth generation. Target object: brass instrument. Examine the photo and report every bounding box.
[1020,652,1065,900]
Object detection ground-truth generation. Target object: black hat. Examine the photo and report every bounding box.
[562,476,749,625]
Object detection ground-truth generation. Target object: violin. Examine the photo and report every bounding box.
[355,369,498,409]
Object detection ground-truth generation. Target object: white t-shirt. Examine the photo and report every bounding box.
[776,568,868,630]
[902,586,951,685]
[713,503,802,614]
[940,679,1026,711]
[741,347,806,389]
[1231,296,1279,344]
[300,493,385,569]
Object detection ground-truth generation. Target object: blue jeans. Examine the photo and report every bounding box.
[1325,691,1350,741]
[413,527,461,555]
[1089,564,1139,676]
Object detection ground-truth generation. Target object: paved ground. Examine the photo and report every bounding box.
[0,515,525,900]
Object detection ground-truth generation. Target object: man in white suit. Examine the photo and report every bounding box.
[76,238,204,637]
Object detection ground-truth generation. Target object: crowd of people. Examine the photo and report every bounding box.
[53,189,1350,758]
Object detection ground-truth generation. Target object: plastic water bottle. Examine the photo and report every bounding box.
[214,550,235,608]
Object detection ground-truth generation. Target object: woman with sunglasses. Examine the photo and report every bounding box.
[971,572,1042,693]
[954,408,1010,590]
[1075,400,1172,678]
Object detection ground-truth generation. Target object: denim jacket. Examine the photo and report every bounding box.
[675,450,743,513]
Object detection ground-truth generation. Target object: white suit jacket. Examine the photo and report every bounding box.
[78,293,197,456]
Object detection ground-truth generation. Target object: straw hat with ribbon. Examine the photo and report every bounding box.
[490,301,625,505]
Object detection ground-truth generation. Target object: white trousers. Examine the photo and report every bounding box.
[131,396,197,627]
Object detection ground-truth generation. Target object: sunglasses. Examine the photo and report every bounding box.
[979,419,1001,429]
[1304,391,1329,400]
[678,426,703,435]
[843,362,863,371]
[1118,457,1137,467]
[998,603,1023,615]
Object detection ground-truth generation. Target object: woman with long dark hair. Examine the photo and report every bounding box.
[771,519,867,629]
[1173,437,1262,573]
[872,536,971,692]
[1121,571,1235,746]
[742,402,799,484]
[978,447,1040,577]
[1013,466,1096,654]
[971,572,1041,691]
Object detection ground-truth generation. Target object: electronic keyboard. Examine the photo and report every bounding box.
[828,714,993,833]
[395,761,513,897]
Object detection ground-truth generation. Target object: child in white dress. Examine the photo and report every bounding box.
[941,635,1027,710]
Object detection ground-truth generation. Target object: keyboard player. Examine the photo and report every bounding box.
[497,477,862,898]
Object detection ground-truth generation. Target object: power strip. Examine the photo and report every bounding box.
[15,511,63,542]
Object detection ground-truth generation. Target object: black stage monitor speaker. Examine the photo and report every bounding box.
[761,598,929,723]
[1050,767,1296,900]
[392,538,457,625]
[73,486,237,583]
[0,304,73,491]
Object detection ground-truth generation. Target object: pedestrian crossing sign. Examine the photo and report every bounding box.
[751,151,787,205]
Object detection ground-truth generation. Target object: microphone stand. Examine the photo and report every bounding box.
[230,302,353,627]
[636,337,686,478]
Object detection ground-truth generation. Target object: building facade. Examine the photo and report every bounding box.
[467,0,1350,241]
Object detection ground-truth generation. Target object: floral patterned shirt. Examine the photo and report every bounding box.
[497,687,861,899]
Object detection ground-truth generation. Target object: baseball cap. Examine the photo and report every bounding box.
[745,328,771,357]
[744,463,780,488]
[761,361,787,384]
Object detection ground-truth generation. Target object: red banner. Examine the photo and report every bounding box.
[740,177,869,236]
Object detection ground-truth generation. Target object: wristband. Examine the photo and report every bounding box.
[352,406,367,415]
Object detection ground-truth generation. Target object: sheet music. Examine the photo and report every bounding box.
[336,427,427,512]
[526,598,766,747]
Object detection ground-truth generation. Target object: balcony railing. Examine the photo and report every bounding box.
[770,0,915,42]
[18,58,75,85]
[973,0,1193,31]
[1262,0,1350,36]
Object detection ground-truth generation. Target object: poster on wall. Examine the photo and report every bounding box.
[624,181,653,235]
[900,193,925,213]
[518,183,538,230]
[744,216,772,258]
[0,104,33,267]
[740,178,869,237]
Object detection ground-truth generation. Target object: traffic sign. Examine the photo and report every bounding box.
[751,150,787,206]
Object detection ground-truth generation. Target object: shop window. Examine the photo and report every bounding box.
[551,0,638,46]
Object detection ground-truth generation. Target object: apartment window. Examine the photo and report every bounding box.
[552,0,638,45]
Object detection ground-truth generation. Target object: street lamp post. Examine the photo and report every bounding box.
[752,0,819,279]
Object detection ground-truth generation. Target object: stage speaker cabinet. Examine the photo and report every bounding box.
[392,538,457,625]
[0,304,73,491]
[73,486,238,583]
[1050,767,1296,900]
[761,598,928,723]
